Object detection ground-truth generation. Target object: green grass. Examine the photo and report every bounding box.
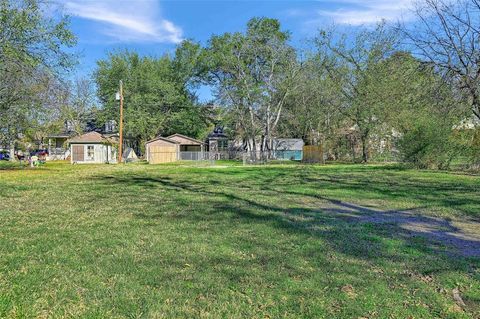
[0,161,479,318]
[0,161,25,170]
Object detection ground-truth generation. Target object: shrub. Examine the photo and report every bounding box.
[398,117,458,169]
[452,128,480,170]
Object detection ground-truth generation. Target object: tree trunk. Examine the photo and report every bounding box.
[9,141,16,161]
[360,134,368,163]
[250,137,257,160]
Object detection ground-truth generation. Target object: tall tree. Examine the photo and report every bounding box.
[95,50,209,151]
[46,77,98,135]
[373,51,467,168]
[205,18,300,153]
[403,0,480,120]
[0,0,76,158]
[315,22,400,162]
[280,53,345,154]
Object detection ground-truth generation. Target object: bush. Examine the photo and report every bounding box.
[398,117,458,169]
[452,128,480,170]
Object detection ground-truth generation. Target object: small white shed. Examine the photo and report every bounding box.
[69,132,117,164]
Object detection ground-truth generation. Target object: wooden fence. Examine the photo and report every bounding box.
[303,145,324,163]
[148,145,178,164]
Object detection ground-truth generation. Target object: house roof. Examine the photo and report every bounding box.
[208,127,228,139]
[167,133,205,145]
[145,136,181,145]
[69,132,115,144]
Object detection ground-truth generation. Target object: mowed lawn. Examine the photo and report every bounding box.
[0,162,479,318]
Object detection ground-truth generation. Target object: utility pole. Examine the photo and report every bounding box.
[118,80,124,163]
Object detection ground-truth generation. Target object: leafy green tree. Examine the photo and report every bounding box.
[404,0,480,121]
[172,40,207,89]
[204,18,299,152]
[314,22,400,162]
[381,53,468,168]
[0,0,76,158]
[95,50,209,152]
[280,53,347,158]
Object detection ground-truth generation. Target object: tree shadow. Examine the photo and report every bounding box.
[90,169,480,313]
[93,172,480,259]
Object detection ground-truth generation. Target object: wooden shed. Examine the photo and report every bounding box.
[145,136,180,164]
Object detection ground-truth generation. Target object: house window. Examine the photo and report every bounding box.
[86,145,94,160]
[218,140,228,151]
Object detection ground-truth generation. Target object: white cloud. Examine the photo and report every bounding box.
[307,0,416,26]
[64,0,182,43]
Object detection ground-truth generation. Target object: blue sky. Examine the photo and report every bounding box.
[61,0,415,101]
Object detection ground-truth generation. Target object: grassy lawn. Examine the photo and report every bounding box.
[0,161,479,318]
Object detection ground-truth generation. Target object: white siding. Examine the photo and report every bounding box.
[70,144,117,164]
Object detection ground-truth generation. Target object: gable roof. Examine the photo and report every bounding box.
[167,133,205,145]
[69,131,114,144]
[145,136,180,145]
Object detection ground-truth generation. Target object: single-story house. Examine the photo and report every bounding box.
[46,121,77,159]
[69,132,117,164]
[47,120,119,161]
[272,138,304,161]
[47,132,75,160]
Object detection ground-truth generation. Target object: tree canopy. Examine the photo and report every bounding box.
[203,17,299,152]
[0,0,76,155]
[1,0,479,168]
[95,51,211,150]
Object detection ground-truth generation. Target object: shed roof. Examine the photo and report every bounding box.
[273,138,304,151]
[145,136,180,145]
[167,133,205,145]
[69,131,115,144]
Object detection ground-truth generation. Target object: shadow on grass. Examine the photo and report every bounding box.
[93,171,480,258]
[90,167,480,312]
[276,167,480,218]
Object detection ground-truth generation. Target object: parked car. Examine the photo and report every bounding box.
[0,151,9,161]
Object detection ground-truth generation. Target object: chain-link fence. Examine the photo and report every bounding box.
[241,151,307,165]
[147,149,307,166]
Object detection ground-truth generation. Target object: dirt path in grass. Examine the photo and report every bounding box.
[319,199,480,258]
